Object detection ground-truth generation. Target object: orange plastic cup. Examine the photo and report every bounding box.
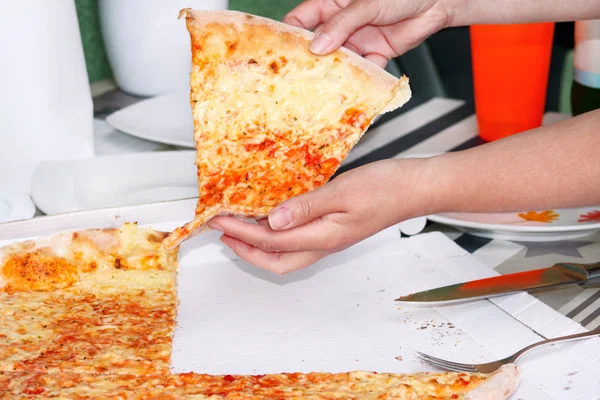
[470,23,555,141]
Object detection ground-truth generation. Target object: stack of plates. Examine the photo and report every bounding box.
[0,193,36,223]
[429,209,600,241]
[106,90,195,148]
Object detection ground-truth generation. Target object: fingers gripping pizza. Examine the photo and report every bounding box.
[163,9,412,249]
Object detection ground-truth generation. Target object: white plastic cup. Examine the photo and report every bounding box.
[0,0,94,195]
[99,0,228,97]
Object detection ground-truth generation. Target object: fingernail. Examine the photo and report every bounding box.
[269,207,292,230]
[309,32,332,54]
[207,221,223,231]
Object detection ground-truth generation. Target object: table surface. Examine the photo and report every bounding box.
[40,88,600,334]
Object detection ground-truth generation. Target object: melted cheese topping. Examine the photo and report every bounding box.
[186,17,409,218]
[0,224,178,376]
[0,290,176,375]
[1,251,80,292]
[0,370,485,399]
[0,223,177,293]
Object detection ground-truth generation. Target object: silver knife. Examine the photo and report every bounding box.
[396,261,600,304]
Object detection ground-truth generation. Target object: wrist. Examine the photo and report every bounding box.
[414,155,449,216]
[439,0,470,27]
[388,156,450,222]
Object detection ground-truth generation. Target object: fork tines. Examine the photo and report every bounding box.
[415,351,479,373]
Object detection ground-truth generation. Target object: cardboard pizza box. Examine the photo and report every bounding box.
[1,201,598,399]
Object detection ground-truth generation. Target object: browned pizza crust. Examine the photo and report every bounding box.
[465,365,520,400]
[177,8,410,112]
[0,366,519,399]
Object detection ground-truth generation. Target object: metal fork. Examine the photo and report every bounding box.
[416,328,600,373]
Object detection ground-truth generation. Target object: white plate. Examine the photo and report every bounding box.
[429,207,600,241]
[103,82,401,150]
[0,193,36,223]
[105,90,195,148]
[104,91,385,150]
[30,151,198,215]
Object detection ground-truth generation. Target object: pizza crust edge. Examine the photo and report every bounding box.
[465,364,520,400]
[178,7,412,113]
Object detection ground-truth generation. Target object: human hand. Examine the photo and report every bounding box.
[207,158,433,274]
[283,0,455,67]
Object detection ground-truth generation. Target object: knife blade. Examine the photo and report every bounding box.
[395,261,600,303]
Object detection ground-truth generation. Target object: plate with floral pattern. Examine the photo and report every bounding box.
[428,206,600,241]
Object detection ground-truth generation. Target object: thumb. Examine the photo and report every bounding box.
[268,185,344,230]
[309,0,379,55]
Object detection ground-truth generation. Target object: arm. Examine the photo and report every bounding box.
[425,109,600,214]
[448,0,600,27]
[207,0,600,274]
[285,0,600,66]
[208,110,600,274]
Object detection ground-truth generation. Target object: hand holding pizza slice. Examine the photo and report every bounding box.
[163,9,411,249]
[207,158,431,274]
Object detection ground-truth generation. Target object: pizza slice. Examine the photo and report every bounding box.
[163,9,411,249]
[0,223,179,375]
[0,365,519,399]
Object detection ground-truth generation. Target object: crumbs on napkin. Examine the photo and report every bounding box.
[401,315,464,347]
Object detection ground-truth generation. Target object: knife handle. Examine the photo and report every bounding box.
[582,262,600,280]
[565,262,600,287]
[581,277,600,288]
[555,262,600,287]
[581,262,600,288]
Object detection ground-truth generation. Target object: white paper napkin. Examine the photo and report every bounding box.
[168,228,600,398]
